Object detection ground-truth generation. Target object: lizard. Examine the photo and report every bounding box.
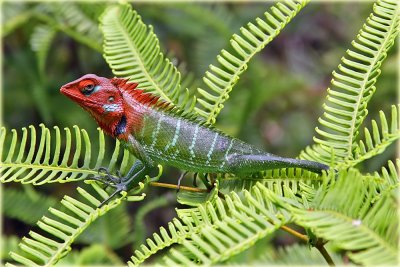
[60,74,329,204]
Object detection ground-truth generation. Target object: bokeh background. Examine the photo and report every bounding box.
[2,1,398,265]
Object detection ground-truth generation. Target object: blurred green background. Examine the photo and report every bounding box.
[2,1,398,265]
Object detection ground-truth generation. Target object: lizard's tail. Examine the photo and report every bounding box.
[226,154,329,174]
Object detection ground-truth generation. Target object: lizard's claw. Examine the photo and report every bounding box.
[96,167,122,184]
[86,162,149,208]
[87,168,129,207]
[87,167,125,191]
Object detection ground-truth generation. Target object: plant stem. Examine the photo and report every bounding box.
[316,239,335,266]
[279,226,335,266]
[280,225,308,242]
[149,181,208,192]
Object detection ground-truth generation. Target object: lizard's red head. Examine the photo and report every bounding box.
[60,74,127,137]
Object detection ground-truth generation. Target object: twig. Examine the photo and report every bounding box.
[315,239,335,266]
[279,226,334,266]
[149,181,208,192]
[280,225,308,242]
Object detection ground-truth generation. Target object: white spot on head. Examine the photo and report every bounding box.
[352,219,362,226]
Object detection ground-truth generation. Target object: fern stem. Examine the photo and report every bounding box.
[0,163,97,175]
[315,239,335,266]
[149,181,208,193]
[280,225,308,242]
[280,225,335,266]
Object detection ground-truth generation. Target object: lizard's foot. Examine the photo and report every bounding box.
[94,167,129,191]
[87,167,131,207]
[88,162,149,207]
[88,168,121,188]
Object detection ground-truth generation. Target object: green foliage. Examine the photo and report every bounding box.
[165,186,291,265]
[289,168,399,265]
[350,104,400,168]
[132,193,173,248]
[128,183,291,266]
[260,243,344,265]
[101,4,195,110]
[7,183,144,266]
[33,3,104,52]
[30,25,57,79]
[0,124,135,184]
[2,0,399,266]
[218,167,322,193]
[75,203,133,249]
[58,244,123,265]
[2,3,33,37]
[194,0,309,124]
[300,0,400,165]
[3,187,57,225]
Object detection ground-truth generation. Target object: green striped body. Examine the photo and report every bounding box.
[123,107,328,174]
[60,74,328,177]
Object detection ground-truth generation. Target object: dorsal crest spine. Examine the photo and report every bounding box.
[111,77,211,126]
[111,77,171,109]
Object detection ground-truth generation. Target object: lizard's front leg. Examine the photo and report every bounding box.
[90,160,152,207]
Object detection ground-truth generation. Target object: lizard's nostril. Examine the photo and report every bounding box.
[60,84,71,92]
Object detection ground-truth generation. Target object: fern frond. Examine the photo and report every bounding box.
[2,3,33,37]
[7,183,145,266]
[371,159,400,201]
[194,0,309,124]
[128,182,293,266]
[291,169,399,265]
[345,104,400,168]
[38,2,102,42]
[76,3,107,20]
[0,124,135,184]
[132,194,172,248]
[2,236,20,262]
[76,204,132,249]
[101,4,195,109]
[189,4,238,73]
[32,3,102,52]
[260,243,344,265]
[128,215,199,265]
[51,3,103,41]
[301,0,400,164]
[219,167,322,193]
[162,183,291,265]
[58,244,124,265]
[171,4,236,38]
[176,180,223,208]
[30,25,57,77]
[3,188,57,225]
[376,159,400,186]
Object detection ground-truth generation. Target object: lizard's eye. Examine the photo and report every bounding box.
[81,83,95,95]
[108,96,115,103]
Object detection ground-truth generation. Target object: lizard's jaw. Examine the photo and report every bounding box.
[60,85,100,109]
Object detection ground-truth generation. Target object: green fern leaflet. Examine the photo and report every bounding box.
[0,124,136,184]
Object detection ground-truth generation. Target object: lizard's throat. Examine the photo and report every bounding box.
[114,115,127,137]
[90,111,126,138]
